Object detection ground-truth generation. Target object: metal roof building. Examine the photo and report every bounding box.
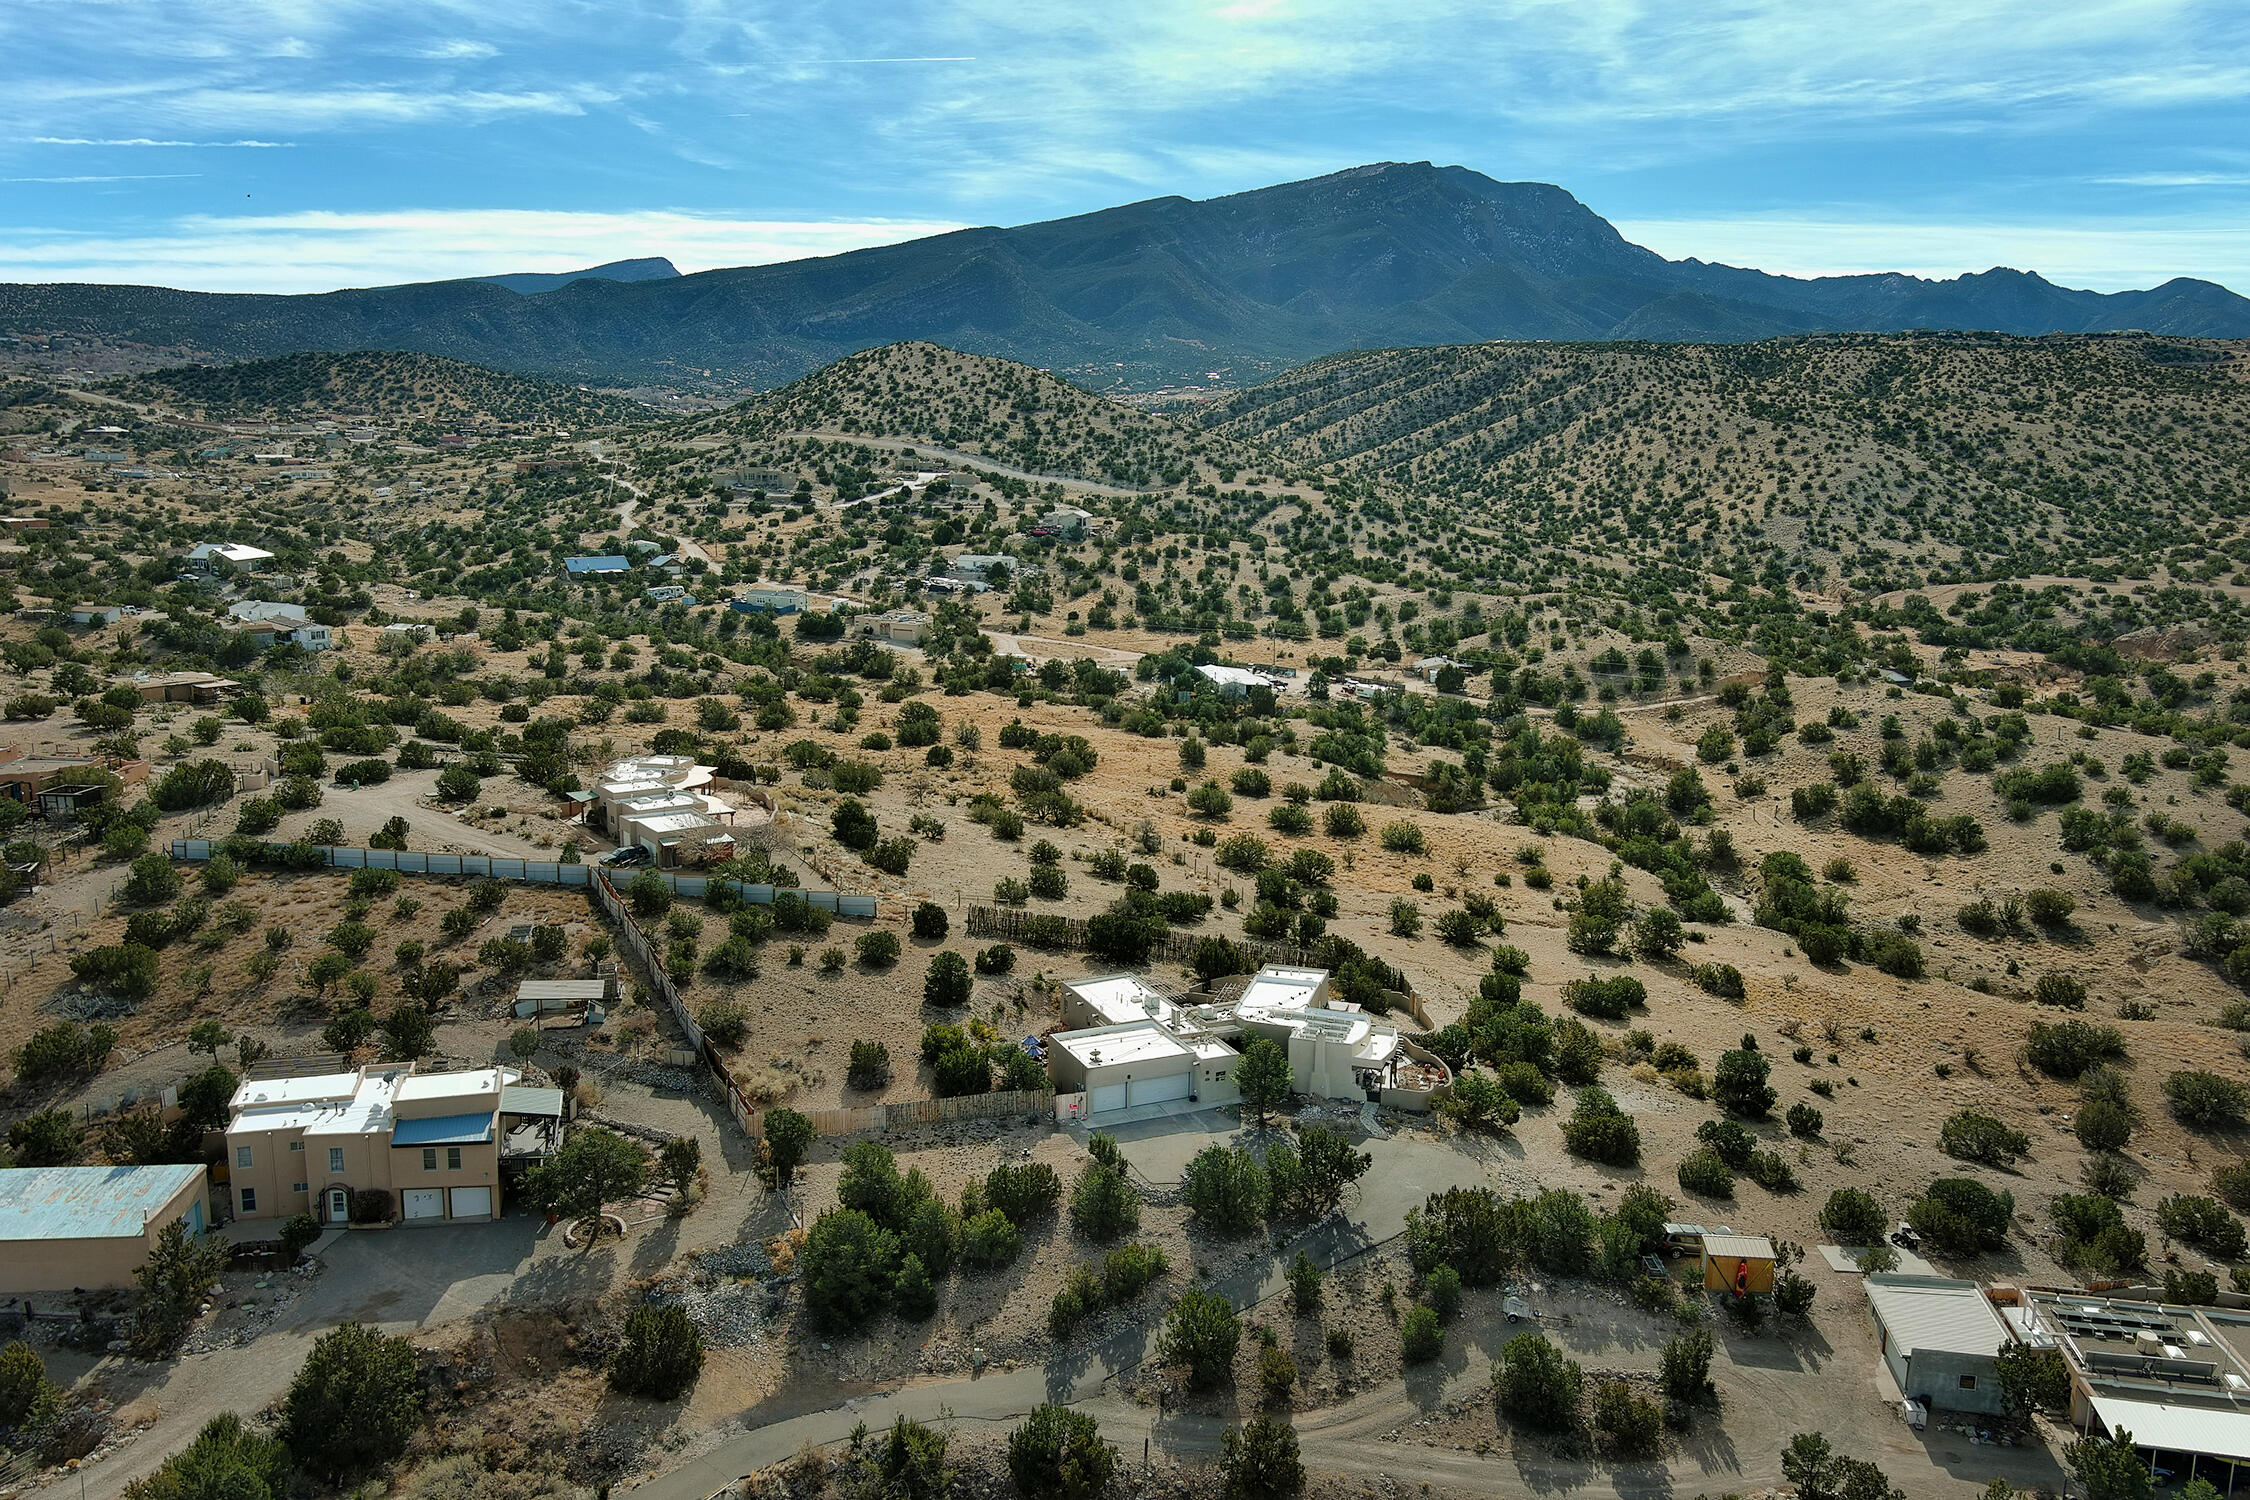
[0,1164,213,1293]
[1864,1274,2015,1416]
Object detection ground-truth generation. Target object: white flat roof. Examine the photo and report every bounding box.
[1067,974,1177,1027]
[1198,664,1274,688]
[636,811,719,835]
[229,1070,360,1110]
[397,1068,509,1101]
[1864,1275,2013,1361]
[1054,1023,1193,1070]
[1240,966,1325,1010]
[2091,1395,2250,1464]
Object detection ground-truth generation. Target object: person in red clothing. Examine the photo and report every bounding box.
[1735,1261,1749,1299]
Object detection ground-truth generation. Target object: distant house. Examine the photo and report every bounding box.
[228,600,309,625]
[1196,663,1282,701]
[864,609,929,646]
[131,672,240,706]
[1414,656,1471,687]
[183,541,274,573]
[69,604,126,627]
[733,585,810,614]
[287,623,334,652]
[644,585,692,604]
[564,555,630,576]
[0,1164,213,1293]
[951,553,1020,583]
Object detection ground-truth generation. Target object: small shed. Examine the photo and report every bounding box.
[1701,1232,1777,1294]
[513,978,613,1026]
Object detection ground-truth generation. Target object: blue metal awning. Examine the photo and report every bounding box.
[389,1112,494,1147]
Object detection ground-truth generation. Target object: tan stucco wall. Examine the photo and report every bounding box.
[0,1171,211,1293]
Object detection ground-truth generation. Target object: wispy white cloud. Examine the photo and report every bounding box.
[2,173,202,184]
[32,136,294,147]
[0,207,968,293]
[414,40,498,60]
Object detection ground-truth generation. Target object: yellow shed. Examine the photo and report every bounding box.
[1703,1233,1777,1294]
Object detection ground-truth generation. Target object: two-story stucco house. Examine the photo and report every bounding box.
[224,1063,519,1226]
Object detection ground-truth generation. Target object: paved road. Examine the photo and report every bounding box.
[69,1219,561,1500]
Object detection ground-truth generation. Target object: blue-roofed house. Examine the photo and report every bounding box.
[564,555,631,576]
[225,1063,523,1227]
[0,1164,212,1293]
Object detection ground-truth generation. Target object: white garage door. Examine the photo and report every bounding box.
[1128,1073,1191,1108]
[1088,1083,1128,1115]
[449,1186,492,1220]
[402,1188,445,1221]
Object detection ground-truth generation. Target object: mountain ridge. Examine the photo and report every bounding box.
[2,161,2243,391]
[475,256,681,295]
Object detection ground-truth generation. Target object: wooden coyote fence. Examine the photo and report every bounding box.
[739,1087,1057,1146]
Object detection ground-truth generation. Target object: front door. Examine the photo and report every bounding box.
[328,1187,349,1223]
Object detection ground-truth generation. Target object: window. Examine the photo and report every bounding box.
[422,1148,438,1171]
[1959,1375,1977,1390]
[288,1139,304,1152]
[446,1147,462,1171]
[328,1147,345,1174]
[239,1187,257,1212]
[292,1181,307,1193]
[235,1145,253,1169]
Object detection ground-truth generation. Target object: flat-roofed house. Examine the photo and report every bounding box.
[0,1165,213,1293]
[2020,1288,2250,1490]
[225,1063,516,1226]
[1047,964,1448,1119]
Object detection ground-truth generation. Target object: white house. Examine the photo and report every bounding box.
[1047,965,1447,1120]
[69,605,126,627]
[734,584,811,614]
[1196,663,1284,700]
[228,600,309,625]
[184,541,274,571]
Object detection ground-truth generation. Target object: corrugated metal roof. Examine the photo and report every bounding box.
[1865,1275,2012,1360]
[1701,1233,1775,1260]
[389,1112,495,1147]
[2092,1395,2250,1464]
[0,1165,205,1241]
[501,1086,564,1118]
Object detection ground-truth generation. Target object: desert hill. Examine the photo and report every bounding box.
[98,350,655,427]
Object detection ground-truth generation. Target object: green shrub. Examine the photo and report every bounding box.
[1907,1178,2015,1256]
[609,1304,705,1400]
[1159,1287,1240,1389]
[1400,1305,1443,1364]
[1493,1332,1583,1432]
[1006,1404,1118,1500]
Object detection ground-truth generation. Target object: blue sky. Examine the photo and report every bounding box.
[2,0,2246,294]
